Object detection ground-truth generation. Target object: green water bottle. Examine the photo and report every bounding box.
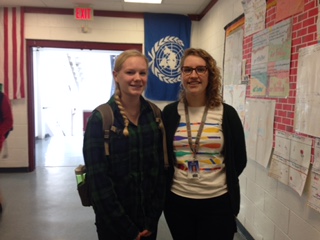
[75,164,86,185]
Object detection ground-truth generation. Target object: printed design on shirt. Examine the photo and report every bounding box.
[174,121,223,172]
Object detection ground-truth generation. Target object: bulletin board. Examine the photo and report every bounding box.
[223,0,320,206]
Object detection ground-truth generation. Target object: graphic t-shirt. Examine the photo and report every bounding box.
[171,102,227,199]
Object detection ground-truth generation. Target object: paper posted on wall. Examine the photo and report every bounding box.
[268,131,312,196]
[307,138,320,213]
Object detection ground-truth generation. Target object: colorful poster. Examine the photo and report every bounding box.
[250,28,268,97]
[275,0,304,23]
[267,18,292,97]
[250,18,292,98]
[250,64,268,97]
[268,61,290,97]
[268,19,292,62]
[251,28,269,66]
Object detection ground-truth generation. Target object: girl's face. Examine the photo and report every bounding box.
[181,55,208,97]
[113,56,148,98]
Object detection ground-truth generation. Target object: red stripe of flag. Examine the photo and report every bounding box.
[12,8,18,99]
[3,8,9,95]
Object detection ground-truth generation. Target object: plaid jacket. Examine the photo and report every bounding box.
[83,96,165,239]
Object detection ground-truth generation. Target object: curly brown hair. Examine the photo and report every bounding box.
[179,48,223,108]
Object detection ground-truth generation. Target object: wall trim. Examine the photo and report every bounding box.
[0,167,29,173]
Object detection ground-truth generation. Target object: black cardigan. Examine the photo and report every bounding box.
[163,101,247,216]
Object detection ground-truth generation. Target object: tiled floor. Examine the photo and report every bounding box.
[0,136,247,240]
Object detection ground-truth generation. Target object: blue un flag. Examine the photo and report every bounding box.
[144,13,191,101]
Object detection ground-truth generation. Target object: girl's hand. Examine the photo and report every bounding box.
[136,230,152,239]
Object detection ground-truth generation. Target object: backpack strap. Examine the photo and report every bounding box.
[147,100,169,169]
[95,103,114,156]
[94,101,169,169]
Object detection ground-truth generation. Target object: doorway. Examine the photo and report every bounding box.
[33,47,120,167]
[26,40,142,171]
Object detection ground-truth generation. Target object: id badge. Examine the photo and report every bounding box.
[187,161,200,179]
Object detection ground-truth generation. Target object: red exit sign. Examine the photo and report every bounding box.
[74,7,93,20]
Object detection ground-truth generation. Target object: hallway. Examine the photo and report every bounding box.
[0,136,247,239]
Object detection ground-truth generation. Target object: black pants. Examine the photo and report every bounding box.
[164,192,236,240]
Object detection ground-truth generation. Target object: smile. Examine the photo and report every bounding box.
[187,81,201,85]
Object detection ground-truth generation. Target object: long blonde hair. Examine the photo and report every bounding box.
[113,49,149,136]
[179,48,223,108]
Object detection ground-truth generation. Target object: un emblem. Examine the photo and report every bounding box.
[148,36,185,84]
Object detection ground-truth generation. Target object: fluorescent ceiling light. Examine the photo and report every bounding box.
[124,0,162,4]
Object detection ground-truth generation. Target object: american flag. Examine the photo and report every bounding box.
[0,7,26,100]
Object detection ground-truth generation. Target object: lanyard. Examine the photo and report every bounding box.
[184,101,209,161]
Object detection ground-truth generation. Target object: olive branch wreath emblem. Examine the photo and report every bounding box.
[148,36,184,84]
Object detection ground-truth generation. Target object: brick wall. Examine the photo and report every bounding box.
[243,0,319,153]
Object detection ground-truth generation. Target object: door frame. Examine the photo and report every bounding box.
[26,40,142,171]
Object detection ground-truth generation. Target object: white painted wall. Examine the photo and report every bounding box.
[2,3,320,239]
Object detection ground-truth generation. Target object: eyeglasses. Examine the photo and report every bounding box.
[181,66,207,75]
